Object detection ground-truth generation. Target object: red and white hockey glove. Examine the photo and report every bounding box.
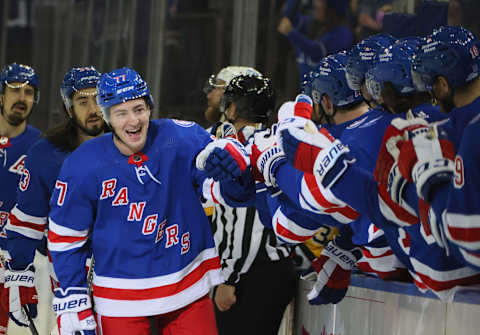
[398,124,455,202]
[196,138,250,182]
[279,123,353,189]
[1,263,38,327]
[305,233,362,305]
[250,127,286,187]
[277,94,314,122]
[374,116,429,203]
[53,288,97,335]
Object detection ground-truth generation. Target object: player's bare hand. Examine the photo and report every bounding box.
[214,284,236,311]
[278,17,293,35]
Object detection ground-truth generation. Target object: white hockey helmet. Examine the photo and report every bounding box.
[204,66,262,93]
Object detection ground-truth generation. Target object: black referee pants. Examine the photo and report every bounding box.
[214,258,298,335]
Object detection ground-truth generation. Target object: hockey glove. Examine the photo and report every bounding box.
[280,121,354,189]
[250,127,286,187]
[374,117,429,196]
[306,230,362,305]
[196,138,250,182]
[210,121,237,139]
[53,287,96,335]
[277,94,314,122]
[398,124,455,202]
[1,262,38,327]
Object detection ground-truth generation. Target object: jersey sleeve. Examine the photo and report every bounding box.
[6,144,52,268]
[48,155,97,289]
[432,118,480,268]
[275,162,360,224]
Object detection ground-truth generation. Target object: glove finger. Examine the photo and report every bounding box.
[10,311,28,327]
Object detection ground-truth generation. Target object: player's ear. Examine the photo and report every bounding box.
[433,76,451,99]
[65,106,73,119]
[321,95,334,115]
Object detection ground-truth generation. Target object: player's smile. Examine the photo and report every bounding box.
[109,98,150,155]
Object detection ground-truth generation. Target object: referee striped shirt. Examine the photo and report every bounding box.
[211,186,291,285]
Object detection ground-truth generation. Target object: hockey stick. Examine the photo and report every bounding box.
[0,254,39,335]
[74,255,96,335]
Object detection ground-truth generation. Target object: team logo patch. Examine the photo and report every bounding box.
[172,119,194,127]
[0,136,10,149]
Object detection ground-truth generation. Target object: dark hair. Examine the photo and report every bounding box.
[45,109,110,152]
[44,120,80,152]
[381,82,431,114]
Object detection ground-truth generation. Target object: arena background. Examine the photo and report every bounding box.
[2,0,480,334]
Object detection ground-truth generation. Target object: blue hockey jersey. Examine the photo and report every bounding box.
[0,125,40,248]
[7,138,70,271]
[48,119,253,317]
[427,98,480,270]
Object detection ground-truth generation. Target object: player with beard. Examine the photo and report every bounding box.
[1,67,104,331]
[47,67,254,335]
[0,63,40,335]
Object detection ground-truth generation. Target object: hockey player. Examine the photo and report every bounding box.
[0,63,40,334]
[2,67,104,329]
[345,33,396,109]
[253,53,410,305]
[210,74,296,335]
[377,26,480,270]
[274,90,480,301]
[203,66,261,126]
[48,67,254,335]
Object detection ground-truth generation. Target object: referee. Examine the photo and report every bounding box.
[210,74,297,335]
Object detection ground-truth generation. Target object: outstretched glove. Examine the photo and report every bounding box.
[1,262,38,327]
[306,228,362,305]
[196,138,250,182]
[53,287,96,335]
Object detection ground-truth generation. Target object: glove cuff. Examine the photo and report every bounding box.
[4,263,35,288]
[313,140,354,189]
[53,288,92,317]
[321,242,360,271]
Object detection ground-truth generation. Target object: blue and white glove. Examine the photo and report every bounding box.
[53,288,96,335]
[196,138,250,182]
[306,230,362,305]
[1,263,38,327]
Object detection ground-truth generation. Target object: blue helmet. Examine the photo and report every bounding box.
[0,63,40,102]
[300,71,315,99]
[411,26,480,92]
[96,67,154,120]
[311,52,363,107]
[345,34,396,90]
[366,37,422,100]
[61,66,101,109]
